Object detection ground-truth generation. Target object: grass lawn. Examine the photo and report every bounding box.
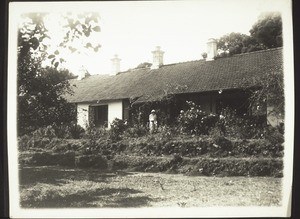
[19,166,282,208]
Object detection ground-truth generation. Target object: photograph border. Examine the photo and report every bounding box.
[4,0,297,218]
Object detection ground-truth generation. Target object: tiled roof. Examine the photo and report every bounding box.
[65,48,283,103]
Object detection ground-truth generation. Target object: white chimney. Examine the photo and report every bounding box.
[206,38,217,61]
[111,54,121,75]
[77,65,87,80]
[151,46,164,69]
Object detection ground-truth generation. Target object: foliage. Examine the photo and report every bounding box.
[123,125,148,138]
[214,107,267,139]
[135,62,152,69]
[249,12,282,49]
[17,12,101,135]
[249,70,284,119]
[217,32,263,56]
[75,155,108,169]
[187,157,282,177]
[109,118,128,141]
[18,67,77,135]
[216,12,282,57]
[177,101,218,135]
[20,151,75,167]
[68,123,86,139]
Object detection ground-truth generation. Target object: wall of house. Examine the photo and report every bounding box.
[77,103,90,128]
[77,100,124,129]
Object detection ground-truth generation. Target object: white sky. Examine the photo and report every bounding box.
[17,0,289,75]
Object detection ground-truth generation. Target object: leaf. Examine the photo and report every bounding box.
[85,42,92,48]
[68,46,77,53]
[59,58,65,63]
[54,62,59,68]
[30,37,39,50]
[51,58,55,65]
[48,55,55,59]
[54,50,59,55]
[92,26,101,32]
[84,30,90,37]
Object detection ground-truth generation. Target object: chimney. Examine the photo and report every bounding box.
[206,38,217,61]
[151,46,164,69]
[111,54,121,75]
[77,65,87,80]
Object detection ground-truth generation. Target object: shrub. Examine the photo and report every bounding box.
[67,123,85,139]
[123,124,147,138]
[32,126,57,139]
[177,101,218,135]
[75,155,108,169]
[186,158,283,177]
[109,118,128,140]
[264,126,284,145]
[22,151,75,167]
[218,107,267,139]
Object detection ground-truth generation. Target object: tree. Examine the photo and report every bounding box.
[216,12,282,57]
[249,12,282,49]
[17,12,101,134]
[217,32,264,57]
[135,62,152,69]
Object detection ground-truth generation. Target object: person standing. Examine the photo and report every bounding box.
[149,109,158,134]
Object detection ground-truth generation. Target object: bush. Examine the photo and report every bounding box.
[264,126,284,145]
[109,155,282,177]
[21,151,75,167]
[75,155,108,169]
[68,124,85,139]
[177,101,218,135]
[123,125,148,138]
[109,118,128,140]
[186,158,283,177]
[218,107,267,139]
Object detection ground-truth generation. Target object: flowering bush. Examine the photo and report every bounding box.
[123,125,148,138]
[217,107,267,139]
[177,101,218,135]
[109,118,128,140]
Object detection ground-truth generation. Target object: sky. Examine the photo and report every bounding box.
[16,0,290,75]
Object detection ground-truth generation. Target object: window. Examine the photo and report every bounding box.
[94,105,108,127]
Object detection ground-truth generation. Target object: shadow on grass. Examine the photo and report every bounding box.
[19,166,153,208]
[19,166,127,186]
[21,187,151,208]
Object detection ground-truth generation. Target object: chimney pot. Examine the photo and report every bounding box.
[111,54,121,75]
[77,65,87,80]
[151,46,164,69]
[206,38,217,61]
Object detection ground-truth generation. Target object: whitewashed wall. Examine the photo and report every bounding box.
[77,101,124,129]
[77,103,89,128]
[108,101,123,128]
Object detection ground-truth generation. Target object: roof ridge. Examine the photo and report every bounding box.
[162,59,205,67]
[231,47,283,57]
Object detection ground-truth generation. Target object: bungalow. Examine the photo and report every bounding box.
[65,39,283,129]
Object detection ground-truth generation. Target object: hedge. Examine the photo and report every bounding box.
[19,151,75,167]
[18,134,284,158]
[75,155,108,169]
[110,155,283,177]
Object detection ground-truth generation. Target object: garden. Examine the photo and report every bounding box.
[18,101,284,207]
